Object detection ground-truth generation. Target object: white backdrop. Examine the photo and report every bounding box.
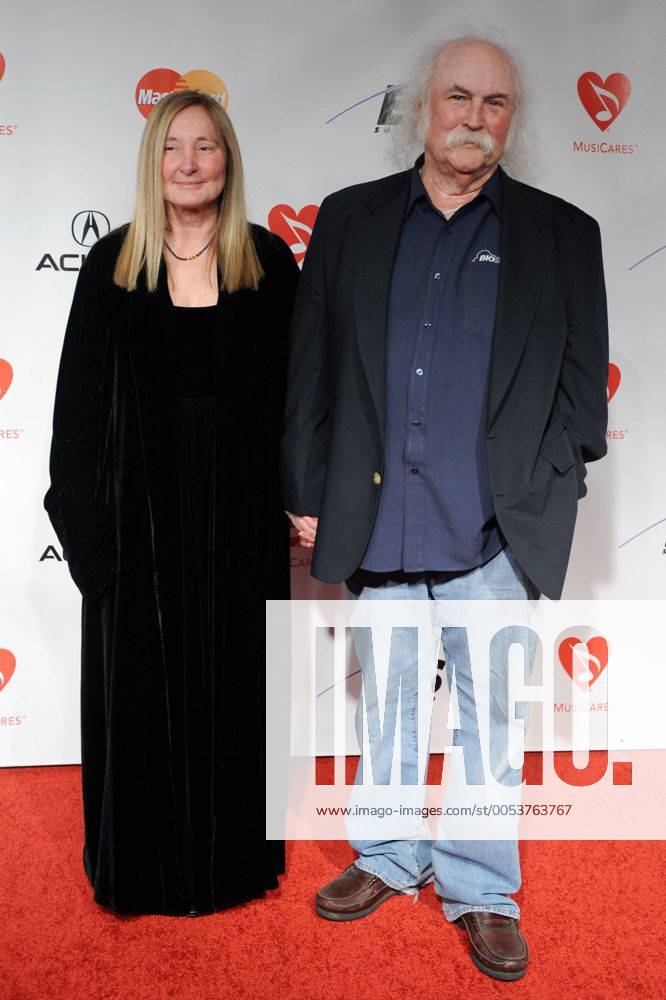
[1,0,665,765]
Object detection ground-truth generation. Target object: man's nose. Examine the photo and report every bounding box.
[463,101,485,129]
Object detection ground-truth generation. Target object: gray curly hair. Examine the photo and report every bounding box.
[389,30,538,183]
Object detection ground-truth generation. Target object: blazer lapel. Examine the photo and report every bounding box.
[353,172,411,441]
[486,169,555,431]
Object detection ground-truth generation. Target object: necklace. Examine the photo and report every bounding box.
[164,236,214,261]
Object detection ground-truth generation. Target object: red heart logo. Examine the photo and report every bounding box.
[577,72,631,132]
[0,359,13,400]
[268,204,319,264]
[607,362,621,403]
[0,649,16,693]
[558,636,608,688]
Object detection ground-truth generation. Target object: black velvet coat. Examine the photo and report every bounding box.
[44,223,299,915]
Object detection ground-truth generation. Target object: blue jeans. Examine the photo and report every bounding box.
[344,545,540,922]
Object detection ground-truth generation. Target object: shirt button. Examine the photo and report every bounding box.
[411,419,421,426]
[416,368,424,376]
[410,468,419,475]
[423,321,432,328]
[373,471,381,485]
[433,272,441,280]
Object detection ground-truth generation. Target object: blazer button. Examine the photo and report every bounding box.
[373,472,382,485]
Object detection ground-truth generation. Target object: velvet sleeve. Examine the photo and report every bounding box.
[265,231,300,450]
[43,251,117,601]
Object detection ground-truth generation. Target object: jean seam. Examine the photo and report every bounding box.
[407,839,433,881]
[354,860,421,893]
[444,904,519,920]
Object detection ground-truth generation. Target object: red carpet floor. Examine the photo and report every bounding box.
[1,759,662,999]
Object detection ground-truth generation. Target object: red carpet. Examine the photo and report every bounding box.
[1,758,662,999]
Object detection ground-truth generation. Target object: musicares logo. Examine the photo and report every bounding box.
[135,69,229,118]
[0,53,16,137]
[606,362,628,440]
[0,358,21,439]
[573,71,635,156]
[0,359,12,400]
[607,362,621,403]
[558,635,608,689]
[0,649,16,693]
[289,528,313,568]
[577,72,631,131]
[268,204,319,265]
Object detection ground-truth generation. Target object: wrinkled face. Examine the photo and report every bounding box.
[161,105,227,213]
[422,41,516,176]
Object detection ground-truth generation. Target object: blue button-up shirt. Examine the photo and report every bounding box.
[360,156,505,572]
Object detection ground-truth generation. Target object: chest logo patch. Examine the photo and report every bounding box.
[471,250,500,263]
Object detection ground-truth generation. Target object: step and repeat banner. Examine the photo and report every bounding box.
[1,0,664,764]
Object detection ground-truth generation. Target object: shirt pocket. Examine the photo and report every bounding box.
[462,258,500,336]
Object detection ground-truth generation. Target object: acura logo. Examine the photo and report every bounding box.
[71,210,110,248]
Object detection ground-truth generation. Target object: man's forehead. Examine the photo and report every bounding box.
[431,43,515,91]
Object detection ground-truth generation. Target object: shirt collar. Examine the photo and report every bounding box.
[408,152,502,218]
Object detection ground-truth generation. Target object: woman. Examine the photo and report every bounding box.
[44,90,299,915]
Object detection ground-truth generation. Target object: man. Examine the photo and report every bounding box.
[281,35,608,981]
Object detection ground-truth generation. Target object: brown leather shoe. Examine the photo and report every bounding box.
[456,912,529,981]
[316,864,406,921]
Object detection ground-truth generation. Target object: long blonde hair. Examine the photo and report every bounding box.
[114,90,262,293]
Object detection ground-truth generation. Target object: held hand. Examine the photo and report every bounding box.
[286,511,318,549]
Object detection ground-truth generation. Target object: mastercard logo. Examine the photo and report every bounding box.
[135,68,229,119]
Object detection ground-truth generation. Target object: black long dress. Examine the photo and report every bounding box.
[119,293,279,915]
[45,225,299,915]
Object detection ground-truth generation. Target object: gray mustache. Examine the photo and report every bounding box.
[444,129,494,154]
